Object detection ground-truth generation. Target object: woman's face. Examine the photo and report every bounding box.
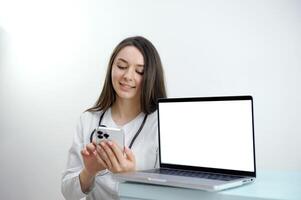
[111,46,144,102]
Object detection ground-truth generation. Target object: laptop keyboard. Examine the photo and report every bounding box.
[151,168,243,181]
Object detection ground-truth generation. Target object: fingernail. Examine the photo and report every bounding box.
[107,141,113,146]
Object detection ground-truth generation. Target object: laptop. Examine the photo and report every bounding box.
[114,95,256,191]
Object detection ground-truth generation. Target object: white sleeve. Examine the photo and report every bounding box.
[61,114,93,200]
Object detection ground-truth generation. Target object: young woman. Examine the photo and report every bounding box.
[61,36,167,200]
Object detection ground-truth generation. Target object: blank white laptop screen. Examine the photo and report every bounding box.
[159,100,254,172]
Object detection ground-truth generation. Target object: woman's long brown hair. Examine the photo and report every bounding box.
[86,36,167,114]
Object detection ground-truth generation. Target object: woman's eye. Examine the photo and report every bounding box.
[136,70,144,75]
[117,65,126,69]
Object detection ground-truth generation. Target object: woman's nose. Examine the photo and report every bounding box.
[123,67,135,80]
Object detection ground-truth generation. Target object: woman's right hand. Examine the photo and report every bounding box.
[80,142,107,177]
[79,142,108,193]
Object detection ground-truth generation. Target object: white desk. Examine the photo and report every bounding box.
[118,171,301,200]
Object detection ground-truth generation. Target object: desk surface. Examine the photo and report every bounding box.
[118,171,301,200]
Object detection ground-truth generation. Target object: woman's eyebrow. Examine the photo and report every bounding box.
[117,58,128,64]
[136,64,144,68]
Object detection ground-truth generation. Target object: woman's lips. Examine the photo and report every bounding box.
[120,82,135,89]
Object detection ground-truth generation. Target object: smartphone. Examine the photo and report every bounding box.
[93,126,125,150]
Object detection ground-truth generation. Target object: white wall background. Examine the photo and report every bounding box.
[0,0,300,199]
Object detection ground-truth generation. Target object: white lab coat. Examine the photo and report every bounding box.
[61,108,159,200]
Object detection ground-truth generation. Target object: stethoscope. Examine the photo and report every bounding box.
[90,110,148,149]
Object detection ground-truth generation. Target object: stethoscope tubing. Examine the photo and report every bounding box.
[89,110,148,149]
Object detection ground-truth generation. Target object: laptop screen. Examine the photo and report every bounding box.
[158,96,255,174]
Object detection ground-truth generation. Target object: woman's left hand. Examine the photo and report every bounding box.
[96,140,136,173]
